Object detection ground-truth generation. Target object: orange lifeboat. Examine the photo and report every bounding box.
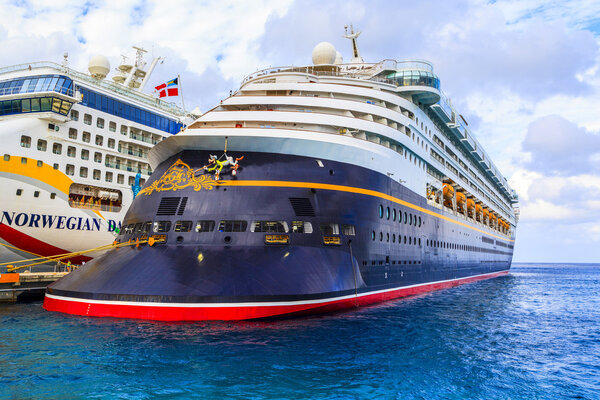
[482,208,489,222]
[456,191,466,213]
[442,184,455,208]
[467,198,475,218]
[475,203,483,221]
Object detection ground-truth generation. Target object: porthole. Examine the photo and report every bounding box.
[379,232,383,241]
[392,209,397,221]
[386,207,390,220]
[409,214,413,225]
[393,234,396,243]
[379,205,383,218]
[386,233,390,242]
[403,212,407,224]
[419,216,422,226]
[372,231,376,241]
[409,237,412,245]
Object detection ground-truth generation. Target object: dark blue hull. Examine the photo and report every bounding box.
[45,150,514,320]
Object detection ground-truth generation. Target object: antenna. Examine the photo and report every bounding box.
[343,24,364,63]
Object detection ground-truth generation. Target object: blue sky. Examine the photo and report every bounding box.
[1,0,599,262]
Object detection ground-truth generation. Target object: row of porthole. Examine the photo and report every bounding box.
[371,231,421,246]
[378,204,422,227]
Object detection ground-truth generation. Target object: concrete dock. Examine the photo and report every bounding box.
[0,272,68,302]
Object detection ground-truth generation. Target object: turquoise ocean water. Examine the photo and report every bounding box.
[1,263,599,399]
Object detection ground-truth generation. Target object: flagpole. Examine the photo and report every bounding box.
[178,74,187,115]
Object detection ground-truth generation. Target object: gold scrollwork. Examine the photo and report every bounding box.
[138,159,218,196]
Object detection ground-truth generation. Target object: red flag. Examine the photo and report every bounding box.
[154,78,178,98]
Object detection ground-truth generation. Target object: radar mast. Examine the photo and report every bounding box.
[344,24,364,63]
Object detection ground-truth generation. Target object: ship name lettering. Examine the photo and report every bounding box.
[1,211,109,232]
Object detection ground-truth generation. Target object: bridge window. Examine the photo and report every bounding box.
[153,221,172,233]
[251,221,289,233]
[174,220,193,232]
[218,220,247,232]
[195,220,215,232]
[291,221,313,233]
[341,224,356,235]
[320,223,339,235]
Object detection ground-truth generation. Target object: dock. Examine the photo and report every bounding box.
[0,272,68,302]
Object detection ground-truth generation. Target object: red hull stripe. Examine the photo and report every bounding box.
[44,270,509,321]
[0,223,91,264]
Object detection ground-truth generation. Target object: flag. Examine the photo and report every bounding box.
[154,78,179,98]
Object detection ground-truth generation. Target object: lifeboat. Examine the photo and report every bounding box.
[442,183,455,208]
[456,191,466,213]
[467,198,475,218]
[482,208,489,223]
[475,203,482,221]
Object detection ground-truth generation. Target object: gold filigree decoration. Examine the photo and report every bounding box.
[138,159,217,196]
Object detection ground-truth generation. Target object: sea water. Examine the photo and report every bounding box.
[1,263,599,399]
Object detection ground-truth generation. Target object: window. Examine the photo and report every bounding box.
[251,221,289,233]
[69,128,77,140]
[52,143,62,155]
[403,212,407,224]
[81,149,89,160]
[70,109,79,121]
[386,207,390,220]
[93,169,101,180]
[121,125,127,135]
[128,176,135,186]
[34,191,40,198]
[66,164,74,176]
[379,232,383,241]
[109,121,116,132]
[392,209,397,221]
[378,204,383,218]
[117,174,124,184]
[105,171,113,182]
[291,221,313,233]
[341,224,356,235]
[37,160,42,167]
[67,146,76,157]
[82,132,90,143]
[83,113,92,125]
[53,163,58,169]
[320,223,339,235]
[16,189,22,196]
[94,152,102,163]
[95,135,103,146]
[218,220,247,232]
[97,118,104,129]
[372,231,375,241]
[37,139,47,151]
[153,221,172,233]
[174,220,193,232]
[3,154,9,161]
[50,193,56,199]
[80,167,88,178]
[195,220,215,232]
[20,135,31,148]
[108,138,115,149]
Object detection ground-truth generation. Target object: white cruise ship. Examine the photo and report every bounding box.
[0,48,188,269]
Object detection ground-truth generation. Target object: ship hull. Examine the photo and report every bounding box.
[45,150,514,320]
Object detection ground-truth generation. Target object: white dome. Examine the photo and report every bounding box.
[334,51,343,65]
[312,42,336,65]
[88,55,110,79]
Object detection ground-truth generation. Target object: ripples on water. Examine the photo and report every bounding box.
[1,263,599,399]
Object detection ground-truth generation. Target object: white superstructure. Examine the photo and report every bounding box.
[0,48,188,267]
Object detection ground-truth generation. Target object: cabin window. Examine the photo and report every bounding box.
[69,128,77,139]
[20,135,31,148]
[67,146,75,157]
[37,139,47,151]
[97,118,104,129]
[81,149,89,160]
[372,231,375,241]
[94,152,102,163]
[153,221,172,233]
[105,171,113,182]
[251,221,289,233]
[117,174,124,184]
[79,167,88,178]
[82,132,91,143]
[16,189,22,196]
[93,169,101,180]
[70,109,79,121]
[386,207,390,220]
[109,121,116,132]
[218,220,247,232]
[66,164,74,176]
[95,135,103,146]
[3,154,9,161]
[291,221,313,233]
[108,138,115,149]
[174,220,193,232]
[392,209,397,221]
[52,143,62,154]
[378,205,383,218]
[83,114,92,125]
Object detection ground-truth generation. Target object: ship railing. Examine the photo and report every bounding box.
[104,161,151,175]
[0,61,186,117]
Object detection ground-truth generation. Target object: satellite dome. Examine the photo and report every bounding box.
[88,55,110,79]
[312,42,336,65]
[334,51,343,65]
